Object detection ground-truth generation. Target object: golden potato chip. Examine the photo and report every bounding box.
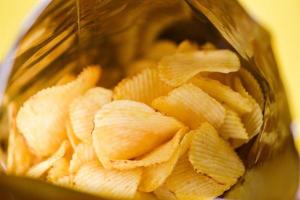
[16,66,100,157]
[200,42,217,50]
[7,103,35,175]
[158,49,240,86]
[146,40,177,61]
[126,59,157,77]
[188,123,245,185]
[154,186,177,200]
[152,84,225,129]
[74,161,142,199]
[234,77,263,139]
[27,140,70,178]
[219,108,248,140]
[0,148,6,173]
[133,192,159,200]
[69,143,96,174]
[176,40,198,53]
[239,68,264,108]
[138,148,181,192]
[65,118,80,150]
[47,157,70,182]
[93,100,183,161]
[96,128,187,170]
[52,175,74,188]
[165,155,229,199]
[114,68,173,105]
[70,87,112,143]
[56,74,76,85]
[191,77,253,114]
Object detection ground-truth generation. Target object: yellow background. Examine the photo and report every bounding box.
[0,0,300,146]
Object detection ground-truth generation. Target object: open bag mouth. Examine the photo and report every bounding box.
[0,0,298,199]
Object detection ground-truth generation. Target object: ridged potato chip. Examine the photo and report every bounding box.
[74,161,142,199]
[126,59,157,77]
[188,123,245,185]
[176,40,198,53]
[69,143,96,174]
[133,192,159,200]
[47,157,70,182]
[7,103,35,175]
[219,108,248,140]
[95,127,187,170]
[165,155,229,200]
[146,40,177,61]
[154,186,177,200]
[56,74,76,85]
[114,68,173,105]
[70,87,112,143]
[65,118,80,150]
[152,84,225,129]
[16,66,100,157]
[191,77,253,114]
[234,77,263,139]
[27,140,70,178]
[93,100,183,162]
[158,49,240,86]
[239,68,264,108]
[52,175,74,188]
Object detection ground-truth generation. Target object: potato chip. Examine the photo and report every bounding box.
[93,100,183,161]
[234,77,263,139]
[133,192,159,200]
[219,108,248,140]
[52,175,74,188]
[56,74,76,85]
[16,66,100,157]
[27,140,70,178]
[191,77,253,114]
[65,118,80,150]
[239,68,264,108]
[74,161,142,199]
[200,42,216,50]
[176,40,198,53]
[7,103,35,175]
[47,157,70,182]
[165,155,229,199]
[158,49,240,86]
[152,84,225,129]
[126,59,157,77]
[114,68,173,105]
[178,132,194,158]
[95,128,187,170]
[70,87,112,143]
[154,186,177,200]
[146,40,177,61]
[188,123,245,185]
[69,143,96,174]
[0,148,6,173]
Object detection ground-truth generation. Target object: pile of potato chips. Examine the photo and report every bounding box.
[6,40,263,200]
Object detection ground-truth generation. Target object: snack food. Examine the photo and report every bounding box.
[6,40,264,199]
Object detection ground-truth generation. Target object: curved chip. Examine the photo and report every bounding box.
[176,40,198,53]
[158,49,240,86]
[154,186,177,200]
[133,192,159,200]
[165,155,229,199]
[69,143,96,174]
[27,140,70,178]
[16,66,100,157]
[70,87,112,143]
[219,108,248,140]
[239,68,264,108]
[65,118,80,150]
[52,175,74,188]
[188,123,245,185]
[191,77,253,114]
[146,40,177,61]
[74,161,142,199]
[47,157,70,182]
[56,74,76,85]
[7,103,35,175]
[93,100,183,162]
[114,68,173,105]
[126,59,157,77]
[234,77,263,139]
[152,84,225,129]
